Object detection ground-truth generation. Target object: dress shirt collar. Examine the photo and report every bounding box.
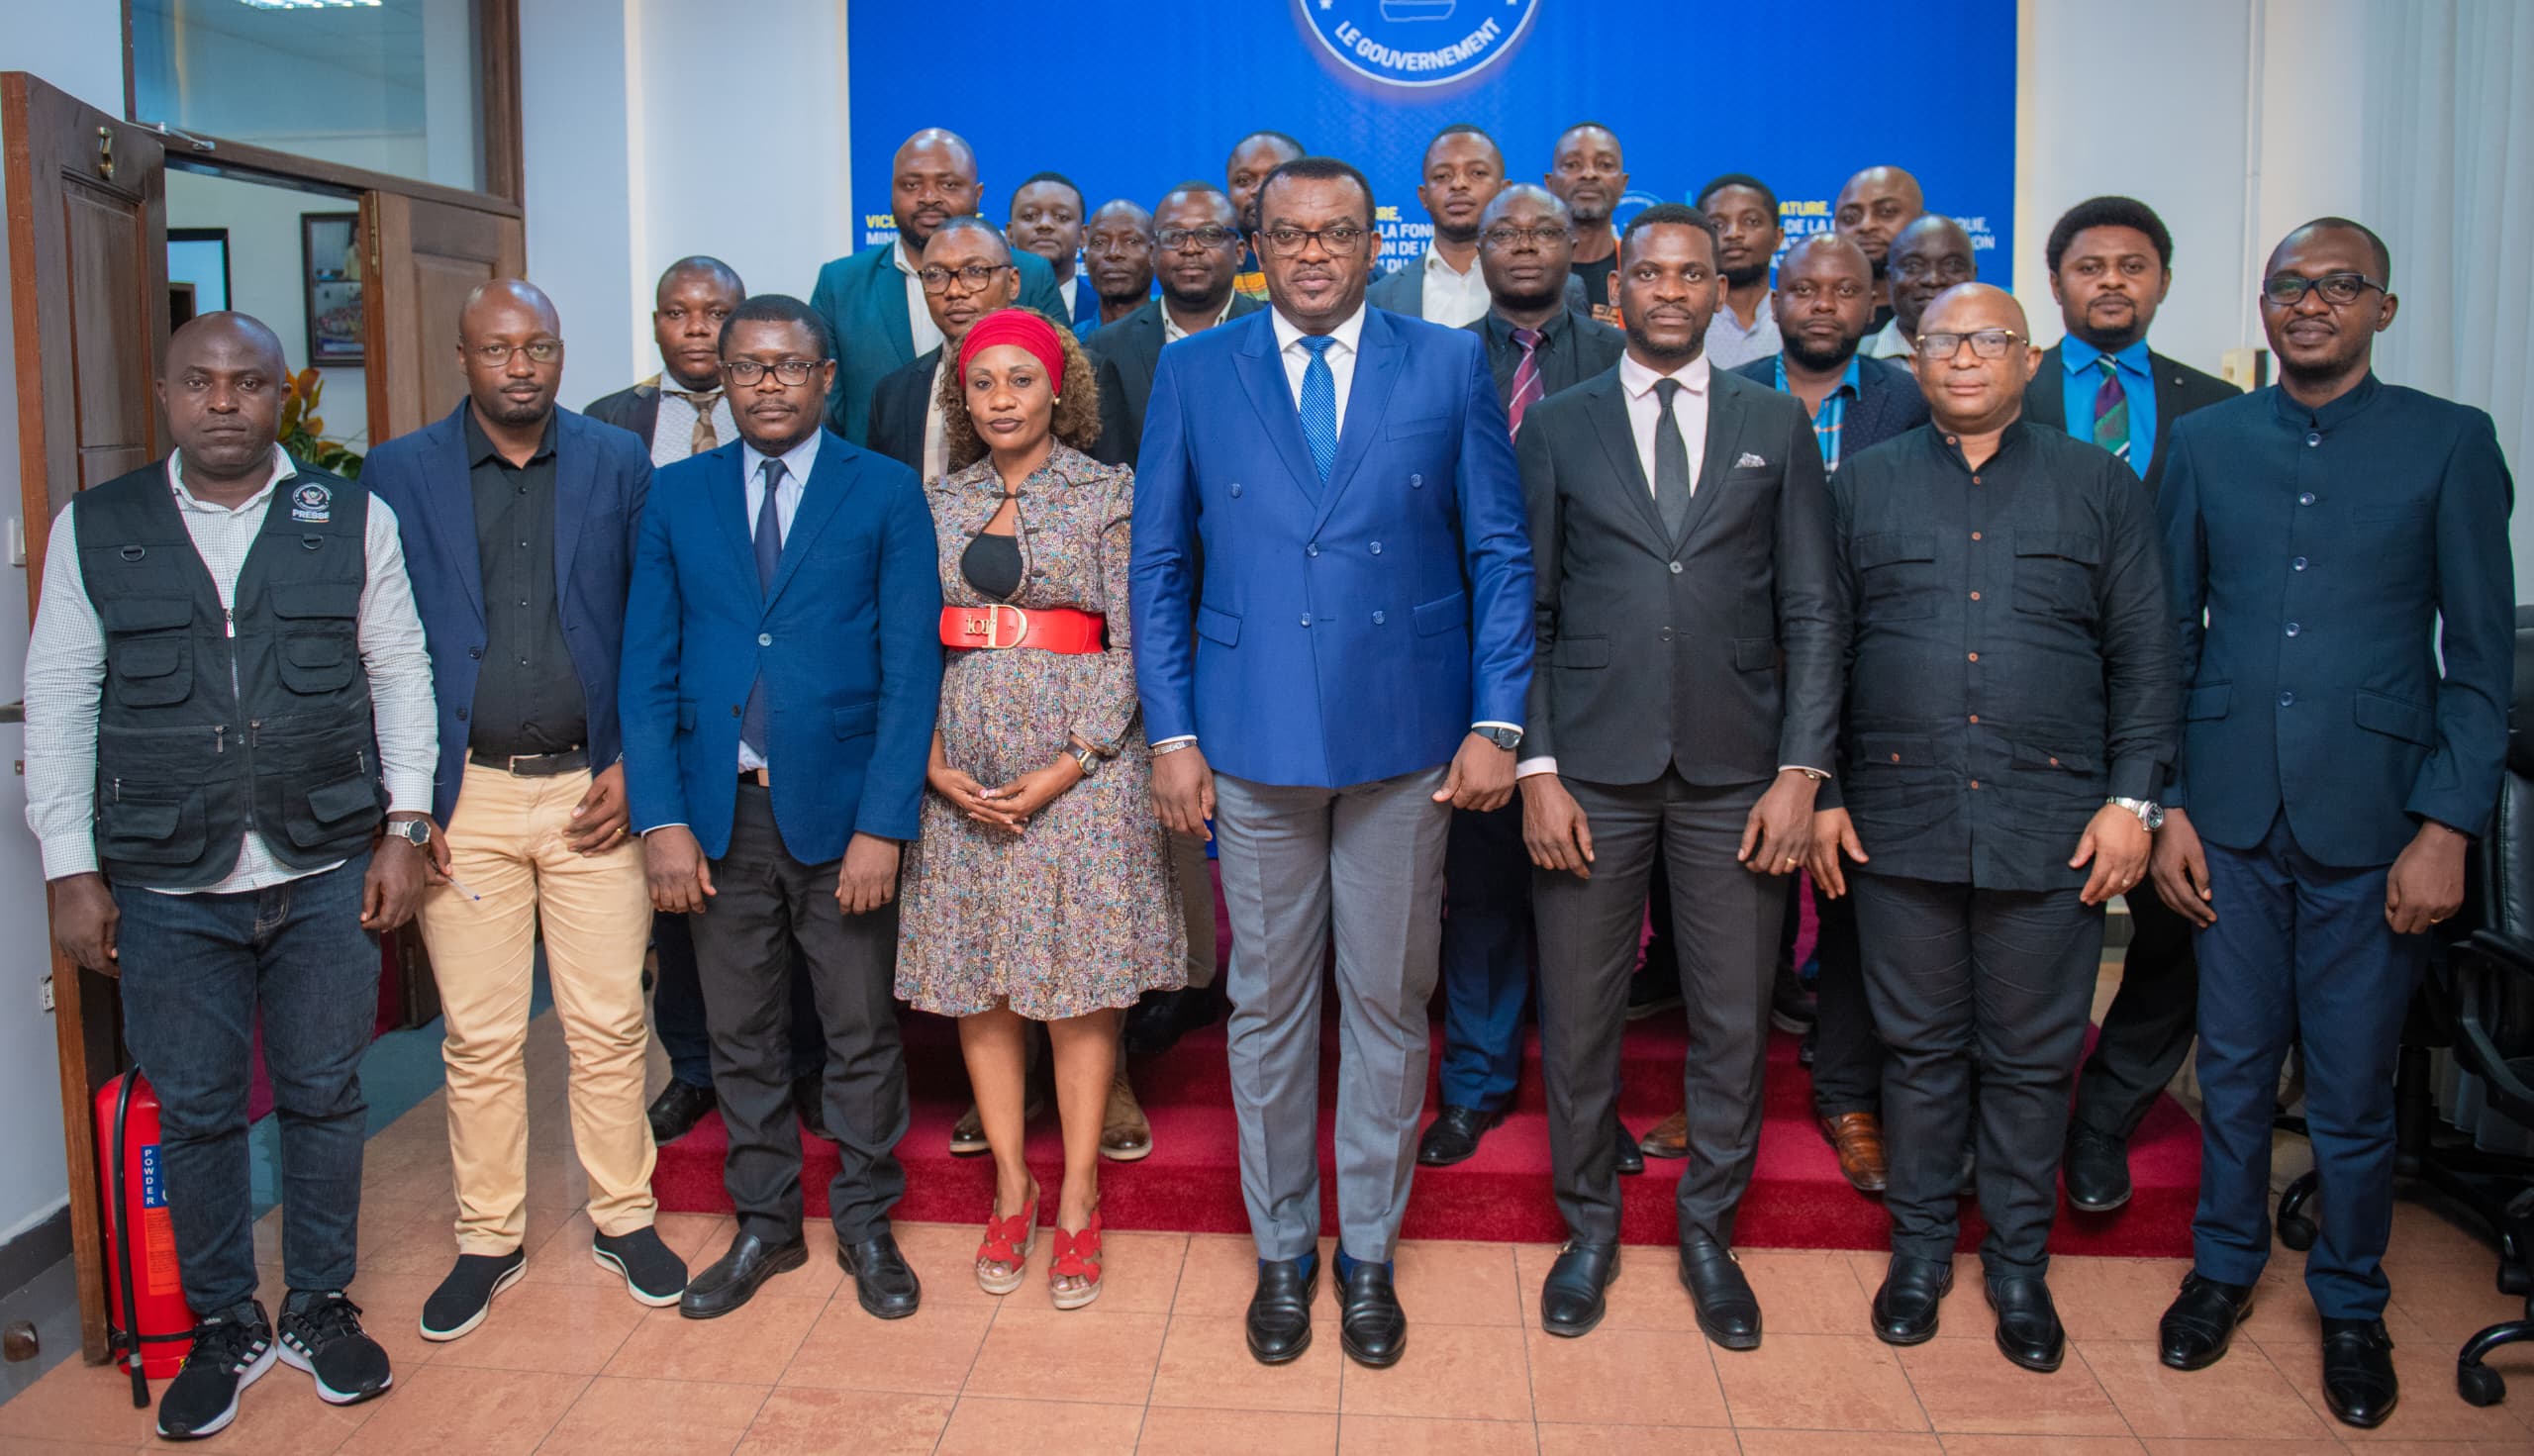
[167,443,296,513]
[1483,306,1572,348]
[2061,334,2151,381]
[2271,369,2382,430]
[1933,417,2034,469]
[893,236,923,276]
[1160,293,1234,344]
[1774,352,1864,399]
[1271,302,1367,358]
[461,405,559,467]
[1618,348,1711,402]
[740,429,822,487]
[1421,242,1476,280]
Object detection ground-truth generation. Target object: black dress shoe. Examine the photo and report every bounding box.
[645,1080,717,1146]
[1540,1242,1618,1337]
[1769,961,1817,1033]
[1872,1254,1954,1345]
[1246,1257,1317,1364]
[2062,1123,2132,1213]
[2318,1318,2398,1428]
[837,1231,922,1319]
[1415,1106,1505,1167]
[1612,1118,1644,1177]
[1799,1024,1817,1067]
[1123,983,1220,1057]
[1984,1275,2066,1372]
[1677,1239,1762,1350]
[679,1231,807,1318]
[791,1074,830,1141]
[2158,1272,2255,1371]
[1337,1256,1407,1367]
[1624,969,1682,1019]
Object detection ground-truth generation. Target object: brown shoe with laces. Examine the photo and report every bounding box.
[1818,1112,1889,1193]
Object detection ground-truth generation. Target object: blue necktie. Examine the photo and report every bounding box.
[1298,335,1338,485]
[739,458,785,757]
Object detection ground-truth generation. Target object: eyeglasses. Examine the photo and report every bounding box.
[1085,234,1152,255]
[470,340,561,365]
[1480,225,1571,250]
[2261,271,2385,308]
[721,358,823,386]
[1914,329,2025,360]
[919,262,1015,294]
[1260,224,1368,257]
[1156,225,1240,251]
[1894,255,1976,283]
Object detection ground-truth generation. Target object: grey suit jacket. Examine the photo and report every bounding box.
[1517,364,1844,787]
[1366,259,1591,320]
[1084,294,1265,469]
[2023,343,2239,498]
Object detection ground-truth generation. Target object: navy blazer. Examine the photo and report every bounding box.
[619,431,943,862]
[1129,305,1534,789]
[809,243,1065,445]
[2162,376,2515,864]
[1731,351,1930,462]
[2025,343,2239,499]
[363,404,651,825]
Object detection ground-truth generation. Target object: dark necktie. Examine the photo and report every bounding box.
[1652,377,1692,536]
[1507,328,1545,437]
[2093,355,2132,465]
[739,458,785,757]
[669,388,723,455]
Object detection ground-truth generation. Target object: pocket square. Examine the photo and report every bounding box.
[1736,451,1769,468]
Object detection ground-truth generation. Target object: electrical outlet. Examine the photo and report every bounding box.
[40,977,53,1013]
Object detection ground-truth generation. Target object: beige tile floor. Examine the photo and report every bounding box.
[4,998,2533,1454]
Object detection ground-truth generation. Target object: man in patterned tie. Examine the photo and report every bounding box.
[2022,196,2238,1214]
[1418,183,1629,1173]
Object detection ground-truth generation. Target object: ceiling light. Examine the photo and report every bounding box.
[238,1,384,10]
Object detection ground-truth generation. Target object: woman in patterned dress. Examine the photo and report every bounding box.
[896,308,1185,1310]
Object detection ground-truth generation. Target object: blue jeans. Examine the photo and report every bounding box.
[115,856,379,1314]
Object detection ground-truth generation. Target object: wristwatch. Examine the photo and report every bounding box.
[1477,727,1523,753]
[2107,797,2165,831]
[1070,744,1101,777]
[385,818,434,849]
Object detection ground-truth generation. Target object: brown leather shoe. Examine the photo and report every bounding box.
[1819,1112,1889,1193]
[1639,1110,1690,1160]
[1100,1069,1153,1162]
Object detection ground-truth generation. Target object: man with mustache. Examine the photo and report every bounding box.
[622,294,943,1321]
[1225,129,1304,304]
[1810,283,2177,1373]
[1374,125,1537,328]
[866,218,1022,482]
[1081,198,1157,333]
[1833,164,1923,330]
[1697,173,1785,369]
[1544,122,1627,320]
[1131,155,1532,1369]
[1009,171,1100,333]
[2022,196,2238,1216]
[365,279,687,1338]
[810,128,1065,444]
[2151,220,2512,1429]
[1516,204,1840,1348]
[1863,213,1974,362]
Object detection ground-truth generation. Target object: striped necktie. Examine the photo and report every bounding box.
[2092,356,2130,463]
[1507,328,1545,437]
[1298,336,1338,484]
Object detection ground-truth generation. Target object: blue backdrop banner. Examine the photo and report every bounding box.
[846,1,2015,283]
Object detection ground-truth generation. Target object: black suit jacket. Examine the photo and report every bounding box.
[2023,342,2239,498]
[1518,364,1844,787]
[865,347,942,475]
[1084,295,1265,469]
[583,377,661,446]
[1367,260,1591,319]
[1730,351,1931,462]
[1462,304,1626,410]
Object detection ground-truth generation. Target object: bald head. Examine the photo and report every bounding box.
[1834,165,1924,272]
[457,278,563,433]
[1888,214,1977,337]
[1918,281,2024,337]
[654,258,744,390]
[161,312,289,482]
[460,278,561,342]
[892,128,982,248]
[1910,283,2034,434]
[1481,183,1570,232]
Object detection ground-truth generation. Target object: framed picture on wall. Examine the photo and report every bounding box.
[301,211,365,366]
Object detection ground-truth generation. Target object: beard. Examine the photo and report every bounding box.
[1722,260,1769,290]
[1784,328,1863,373]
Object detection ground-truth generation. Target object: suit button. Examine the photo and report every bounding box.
[456,708,468,722]
[2280,691,2295,707]
[1369,541,1382,554]
[1372,611,1386,625]
[1229,482,1243,497]
[2306,433,2322,447]
[1411,473,1424,487]
[1660,628,1673,641]
[1968,714,1979,724]
[1967,651,1980,662]
[732,706,742,717]
[2298,492,2316,506]
[1969,779,1981,790]
[468,646,483,659]
[1971,531,1984,541]
[1306,542,1319,557]
[1668,561,1683,574]
[1969,591,1981,601]
[2286,622,2301,636]
[2292,556,2308,571]
[1300,615,1313,628]
[758,632,773,646]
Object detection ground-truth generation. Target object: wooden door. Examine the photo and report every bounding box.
[2,70,171,1364]
[362,191,524,441]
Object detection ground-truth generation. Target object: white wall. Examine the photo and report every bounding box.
[164,170,372,449]
[0,8,128,1247]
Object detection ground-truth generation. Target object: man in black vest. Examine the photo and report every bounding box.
[25,313,439,1439]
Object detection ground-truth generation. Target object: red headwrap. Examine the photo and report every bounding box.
[955,308,1069,398]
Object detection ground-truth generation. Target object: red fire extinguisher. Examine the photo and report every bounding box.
[95,1072,197,1407]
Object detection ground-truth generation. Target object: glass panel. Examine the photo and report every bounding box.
[130,0,483,193]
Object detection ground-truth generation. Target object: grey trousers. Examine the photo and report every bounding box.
[1213,765,1451,1263]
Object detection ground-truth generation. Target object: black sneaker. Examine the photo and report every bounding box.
[419,1248,528,1341]
[156,1302,276,1440]
[593,1225,689,1308]
[277,1290,392,1406]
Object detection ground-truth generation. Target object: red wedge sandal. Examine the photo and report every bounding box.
[974,1186,1038,1297]
[1048,1211,1103,1310]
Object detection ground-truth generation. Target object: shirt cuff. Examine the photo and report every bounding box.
[1514,756,1557,779]
[40,833,99,882]
[1777,764,1830,779]
[1472,721,1522,733]
[1151,735,1197,748]
[385,777,434,818]
[640,823,690,835]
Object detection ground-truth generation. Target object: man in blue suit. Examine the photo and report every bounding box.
[809,128,1064,443]
[621,294,943,1322]
[364,280,691,1339]
[2150,219,2514,1429]
[1130,156,1534,1370]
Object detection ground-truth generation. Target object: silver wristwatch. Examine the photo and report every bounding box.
[385,817,434,849]
[2106,797,2164,831]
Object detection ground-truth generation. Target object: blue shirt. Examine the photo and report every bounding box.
[1775,353,1863,470]
[2061,337,2158,478]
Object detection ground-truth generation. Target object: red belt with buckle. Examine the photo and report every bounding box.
[940,604,1106,652]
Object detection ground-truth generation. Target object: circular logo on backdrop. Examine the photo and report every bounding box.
[1608,189,1666,233]
[1298,0,1541,89]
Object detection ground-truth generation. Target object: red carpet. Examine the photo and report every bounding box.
[650,999,2201,1256]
